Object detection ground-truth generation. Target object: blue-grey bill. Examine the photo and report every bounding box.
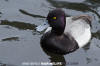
[36,22,49,32]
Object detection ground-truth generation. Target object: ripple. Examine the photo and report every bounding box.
[0,20,36,30]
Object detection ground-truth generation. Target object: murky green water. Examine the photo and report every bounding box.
[0,0,100,66]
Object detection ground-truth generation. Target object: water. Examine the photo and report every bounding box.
[0,0,100,66]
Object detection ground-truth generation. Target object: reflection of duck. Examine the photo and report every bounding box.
[41,8,92,55]
[40,44,66,66]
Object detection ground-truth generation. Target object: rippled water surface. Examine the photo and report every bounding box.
[0,0,100,66]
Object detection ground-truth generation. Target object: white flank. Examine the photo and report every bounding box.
[64,17,91,48]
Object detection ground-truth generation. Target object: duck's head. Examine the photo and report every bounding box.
[47,9,66,35]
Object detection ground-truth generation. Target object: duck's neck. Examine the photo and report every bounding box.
[51,28,64,35]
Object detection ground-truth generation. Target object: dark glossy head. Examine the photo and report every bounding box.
[47,9,66,35]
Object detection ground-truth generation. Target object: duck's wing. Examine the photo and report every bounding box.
[64,15,92,48]
[72,15,92,27]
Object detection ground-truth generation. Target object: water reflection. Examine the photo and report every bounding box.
[4,0,9,2]
[40,44,66,66]
[83,42,91,51]
[47,0,91,11]
[1,37,19,41]
[0,12,2,14]
[86,57,92,64]
[92,30,100,40]
[0,20,36,30]
[0,12,2,17]
[47,0,100,18]
[86,0,100,5]
[0,20,44,35]
[19,9,46,18]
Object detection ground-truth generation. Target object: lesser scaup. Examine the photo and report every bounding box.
[39,9,92,55]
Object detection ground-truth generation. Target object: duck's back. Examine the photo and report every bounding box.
[41,31,79,55]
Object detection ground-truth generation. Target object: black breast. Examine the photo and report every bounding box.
[40,31,79,55]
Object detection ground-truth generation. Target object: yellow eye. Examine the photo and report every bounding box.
[53,17,56,19]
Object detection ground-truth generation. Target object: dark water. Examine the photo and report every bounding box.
[0,0,100,66]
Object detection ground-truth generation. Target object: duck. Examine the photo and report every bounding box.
[40,8,92,55]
